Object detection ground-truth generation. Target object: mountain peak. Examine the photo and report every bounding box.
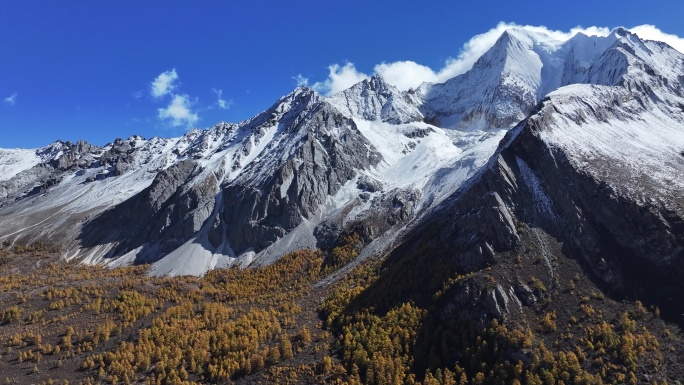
[366,74,391,90]
[3,23,684,384]
[327,74,422,124]
[258,85,322,121]
[345,74,393,96]
[612,27,630,38]
[291,85,317,97]
[498,27,532,43]
[1,23,683,286]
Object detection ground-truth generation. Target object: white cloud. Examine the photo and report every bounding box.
[374,61,439,91]
[292,74,309,87]
[431,23,614,84]
[308,22,682,94]
[4,92,17,106]
[373,23,613,91]
[312,63,369,96]
[149,69,204,128]
[151,69,178,98]
[629,24,684,54]
[158,94,199,128]
[213,89,233,110]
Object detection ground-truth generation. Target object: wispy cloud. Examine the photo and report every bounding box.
[312,63,369,96]
[292,74,309,87]
[4,92,18,106]
[629,24,684,54]
[213,89,233,110]
[149,69,201,129]
[158,94,199,128]
[150,69,178,98]
[308,22,683,96]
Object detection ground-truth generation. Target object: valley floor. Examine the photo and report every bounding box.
[0,237,682,385]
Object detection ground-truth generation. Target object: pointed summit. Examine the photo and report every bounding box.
[416,28,555,129]
[612,27,629,37]
[2,24,684,280]
[363,74,393,95]
[328,74,423,124]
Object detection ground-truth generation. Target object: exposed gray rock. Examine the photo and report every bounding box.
[490,284,512,318]
[78,160,219,263]
[207,213,224,249]
[315,188,421,249]
[438,278,518,331]
[101,138,138,176]
[0,140,102,204]
[391,76,684,324]
[216,93,383,255]
[356,175,383,193]
[329,75,424,124]
[0,164,53,203]
[514,283,537,306]
[1,26,683,287]
[402,126,433,138]
[50,140,100,171]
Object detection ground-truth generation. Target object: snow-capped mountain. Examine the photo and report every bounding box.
[1,26,682,284]
[328,75,424,124]
[386,27,684,324]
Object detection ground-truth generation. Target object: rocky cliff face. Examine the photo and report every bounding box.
[384,32,684,325]
[214,92,383,255]
[78,159,219,263]
[329,75,424,124]
[0,27,682,282]
[0,140,100,203]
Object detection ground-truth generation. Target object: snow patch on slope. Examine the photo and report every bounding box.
[0,149,41,181]
[3,26,684,277]
[149,234,234,277]
[351,118,511,210]
[516,156,557,219]
[541,84,684,201]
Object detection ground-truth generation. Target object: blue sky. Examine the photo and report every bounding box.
[1,0,683,148]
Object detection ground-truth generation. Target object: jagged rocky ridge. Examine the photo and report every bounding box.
[0,27,682,294]
[385,28,684,326]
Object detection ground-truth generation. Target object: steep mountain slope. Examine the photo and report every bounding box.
[0,27,682,284]
[415,27,622,130]
[382,28,684,324]
[1,25,683,385]
[328,75,424,124]
[302,29,684,384]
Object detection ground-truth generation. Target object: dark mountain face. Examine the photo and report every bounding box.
[215,101,383,255]
[72,89,384,267]
[1,26,684,384]
[381,36,684,326]
[78,159,214,262]
[0,28,682,285]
